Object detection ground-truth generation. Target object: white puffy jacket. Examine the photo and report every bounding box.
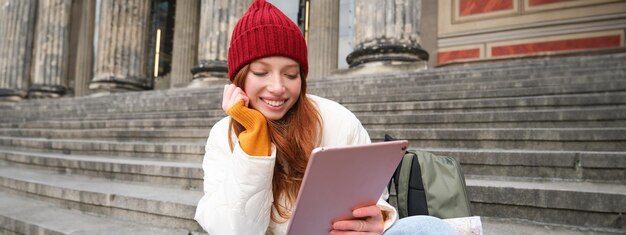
[194,95,398,235]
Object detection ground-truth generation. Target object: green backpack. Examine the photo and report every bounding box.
[385,135,472,219]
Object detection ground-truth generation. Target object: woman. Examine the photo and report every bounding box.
[194,1,456,234]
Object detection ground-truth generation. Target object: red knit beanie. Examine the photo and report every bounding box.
[228,0,308,81]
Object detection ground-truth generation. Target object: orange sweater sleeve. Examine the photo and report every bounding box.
[226,100,271,156]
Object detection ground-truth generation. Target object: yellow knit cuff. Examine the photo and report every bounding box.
[226,100,271,156]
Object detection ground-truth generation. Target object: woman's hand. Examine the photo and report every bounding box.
[331,205,384,235]
[222,84,271,156]
[222,84,250,112]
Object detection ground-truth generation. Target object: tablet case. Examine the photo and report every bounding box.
[286,140,408,235]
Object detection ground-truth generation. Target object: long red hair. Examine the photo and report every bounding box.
[228,64,322,223]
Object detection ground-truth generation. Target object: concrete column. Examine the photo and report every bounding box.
[191,0,247,86]
[28,0,72,98]
[346,0,428,68]
[90,0,152,93]
[307,0,340,80]
[0,0,37,101]
[72,0,96,97]
[170,0,200,88]
[29,0,73,99]
[420,0,437,68]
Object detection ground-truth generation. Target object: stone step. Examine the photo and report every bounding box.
[422,148,625,183]
[0,136,204,161]
[466,176,626,233]
[0,127,621,157]
[0,117,219,129]
[316,74,623,100]
[25,92,626,126]
[4,98,218,116]
[2,68,622,117]
[336,52,626,76]
[0,151,620,234]
[372,128,626,151]
[3,55,619,110]
[334,81,625,104]
[0,128,209,142]
[364,119,625,129]
[3,82,623,123]
[326,62,625,81]
[73,109,219,121]
[481,217,622,235]
[3,87,219,109]
[5,140,622,185]
[359,107,626,128]
[0,165,204,232]
[347,92,626,114]
[324,55,625,83]
[0,95,217,121]
[1,139,622,184]
[2,109,220,123]
[2,106,621,131]
[320,68,626,96]
[0,148,202,189]
[0,191,190,235]
[25,68,619,111]
[310,68,623,93]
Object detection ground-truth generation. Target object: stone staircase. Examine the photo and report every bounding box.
[0,52,624,234]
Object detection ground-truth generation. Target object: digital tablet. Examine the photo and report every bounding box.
[286,140,408,235]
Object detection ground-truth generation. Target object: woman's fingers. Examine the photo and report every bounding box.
[234,93,242,106]
[333,219,382,233]
[232,87,250,107]
[332,217,383,233]
[242,93,250,107]
[332,220,366,231]
[222,84,249,111]
[330,230,378,235]
[332,205,384,234]
[222,84,237,111]
[353,205,381,218]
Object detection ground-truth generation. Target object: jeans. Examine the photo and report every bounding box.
[384,215,457,235]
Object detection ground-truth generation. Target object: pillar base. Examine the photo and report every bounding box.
[187,77,229,88]
[89,75,149,93]
[346,39,429,68]
[190,60,229,87]
[191,71,228,80]
[331,61,428,78]
[89,81,145,94]
[27,84,67,99]
[0,89,27,102]
[192,60,227,75]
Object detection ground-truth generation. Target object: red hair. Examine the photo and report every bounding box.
[228,64,322,223]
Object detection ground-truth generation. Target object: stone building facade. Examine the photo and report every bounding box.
[0,0,624,101]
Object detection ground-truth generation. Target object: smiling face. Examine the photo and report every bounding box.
[244,56,302,121]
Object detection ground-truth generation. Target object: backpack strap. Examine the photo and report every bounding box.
[397,152,414,218]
